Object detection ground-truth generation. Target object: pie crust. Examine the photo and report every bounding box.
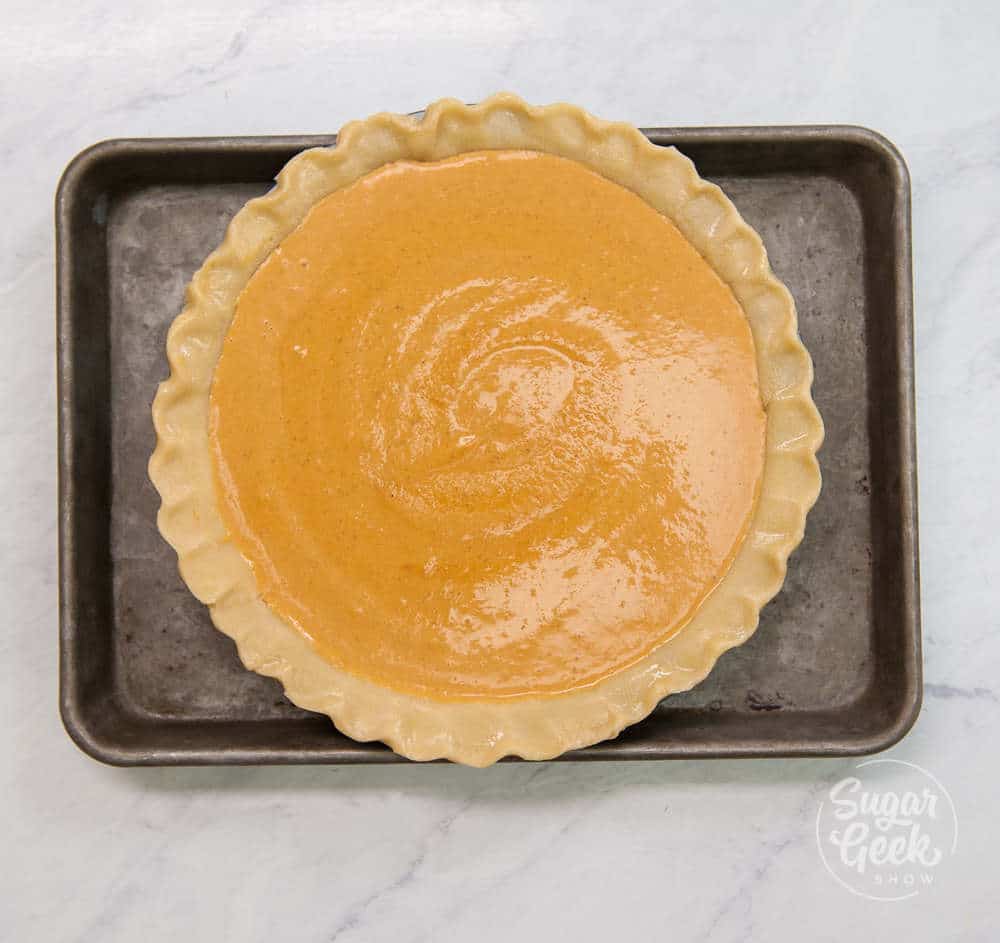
[149,94,823,766]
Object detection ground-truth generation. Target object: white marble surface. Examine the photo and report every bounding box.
[2,1,998,939]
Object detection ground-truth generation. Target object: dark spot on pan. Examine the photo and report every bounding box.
[747,689,787,711]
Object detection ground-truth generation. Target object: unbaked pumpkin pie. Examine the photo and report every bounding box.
[150,94,822,765]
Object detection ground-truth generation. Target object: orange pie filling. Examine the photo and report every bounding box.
[209,150,766,700]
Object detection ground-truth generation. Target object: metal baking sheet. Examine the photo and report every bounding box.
[56,126,920,765]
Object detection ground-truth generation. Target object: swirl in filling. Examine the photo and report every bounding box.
[210,150,765,699]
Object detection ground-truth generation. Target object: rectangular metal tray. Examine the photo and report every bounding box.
[57,126,920,765]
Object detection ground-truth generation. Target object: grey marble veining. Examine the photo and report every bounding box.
[2,1,998,940]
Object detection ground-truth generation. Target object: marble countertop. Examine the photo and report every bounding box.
[2,1,997,939]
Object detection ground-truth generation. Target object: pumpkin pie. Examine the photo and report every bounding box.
[150,94,822,765]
